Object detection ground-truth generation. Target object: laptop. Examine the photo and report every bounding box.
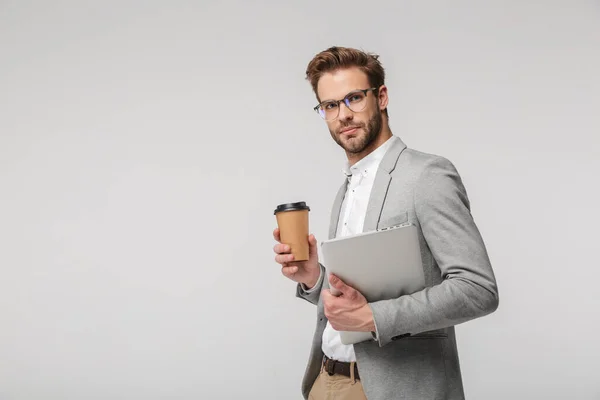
[320,222,425,345]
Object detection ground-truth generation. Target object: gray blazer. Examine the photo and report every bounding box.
[296,135,499,400]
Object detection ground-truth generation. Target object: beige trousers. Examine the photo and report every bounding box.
[308,362,367,400]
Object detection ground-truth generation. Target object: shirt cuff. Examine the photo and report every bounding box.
[369,304,380,341]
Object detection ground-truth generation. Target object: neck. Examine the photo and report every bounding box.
[346,125,393,165]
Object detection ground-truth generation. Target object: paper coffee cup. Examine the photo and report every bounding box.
[274,201,310,261]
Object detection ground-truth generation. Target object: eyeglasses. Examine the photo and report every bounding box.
[314,87,378,121]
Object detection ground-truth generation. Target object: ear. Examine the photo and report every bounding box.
[377,85,389,111]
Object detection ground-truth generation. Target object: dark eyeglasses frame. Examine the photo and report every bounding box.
[313,87,379,119]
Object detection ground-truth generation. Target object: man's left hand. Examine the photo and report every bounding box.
[322,274,376,332]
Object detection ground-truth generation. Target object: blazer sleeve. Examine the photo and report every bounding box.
[368,156,499,347]
[295,263,326,305]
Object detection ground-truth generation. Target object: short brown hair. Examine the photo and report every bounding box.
[305,46,387,116]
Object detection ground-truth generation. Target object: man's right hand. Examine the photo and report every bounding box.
[273,228,321,289]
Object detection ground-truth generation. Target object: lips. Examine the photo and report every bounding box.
[340,126,360,135]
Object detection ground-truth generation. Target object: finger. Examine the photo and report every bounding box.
[275,253,295,264]
[321,289,335,303]
[329,274,355,297]
[321,290,335,316]
[273,243,291,255]
[273,228,281,242]
[282,265,299,277]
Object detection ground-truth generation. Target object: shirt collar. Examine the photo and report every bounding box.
[342,135,396,178]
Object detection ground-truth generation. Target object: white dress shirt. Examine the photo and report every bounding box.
[306,136,395,362]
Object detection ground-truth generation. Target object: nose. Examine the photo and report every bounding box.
[337,102,354,121]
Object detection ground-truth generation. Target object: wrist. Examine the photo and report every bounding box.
[360,304,376,332]
[303,266,321,289]
[304,276,318,289]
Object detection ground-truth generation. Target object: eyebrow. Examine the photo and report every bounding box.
[319,89,363,104]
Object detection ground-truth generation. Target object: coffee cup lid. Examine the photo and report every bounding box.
[274,201,310,214]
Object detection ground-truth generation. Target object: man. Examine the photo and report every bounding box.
[272,46,499,400]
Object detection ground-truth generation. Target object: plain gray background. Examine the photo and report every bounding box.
[1,1,599,399]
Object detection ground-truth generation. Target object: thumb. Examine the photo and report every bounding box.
[308,234,318,256]
[329,275,358,300]
[328,274,346,292]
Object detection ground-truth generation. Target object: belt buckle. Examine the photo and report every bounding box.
[325,358,336,376]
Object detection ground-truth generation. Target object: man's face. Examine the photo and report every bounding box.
[316,67,383,155]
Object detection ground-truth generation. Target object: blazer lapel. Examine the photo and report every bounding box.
[328,180,348,239]
[362,136,408,232]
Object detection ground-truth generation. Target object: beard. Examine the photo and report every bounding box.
[330,108,383,154]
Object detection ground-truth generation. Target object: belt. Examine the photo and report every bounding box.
[322,355,360,380]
